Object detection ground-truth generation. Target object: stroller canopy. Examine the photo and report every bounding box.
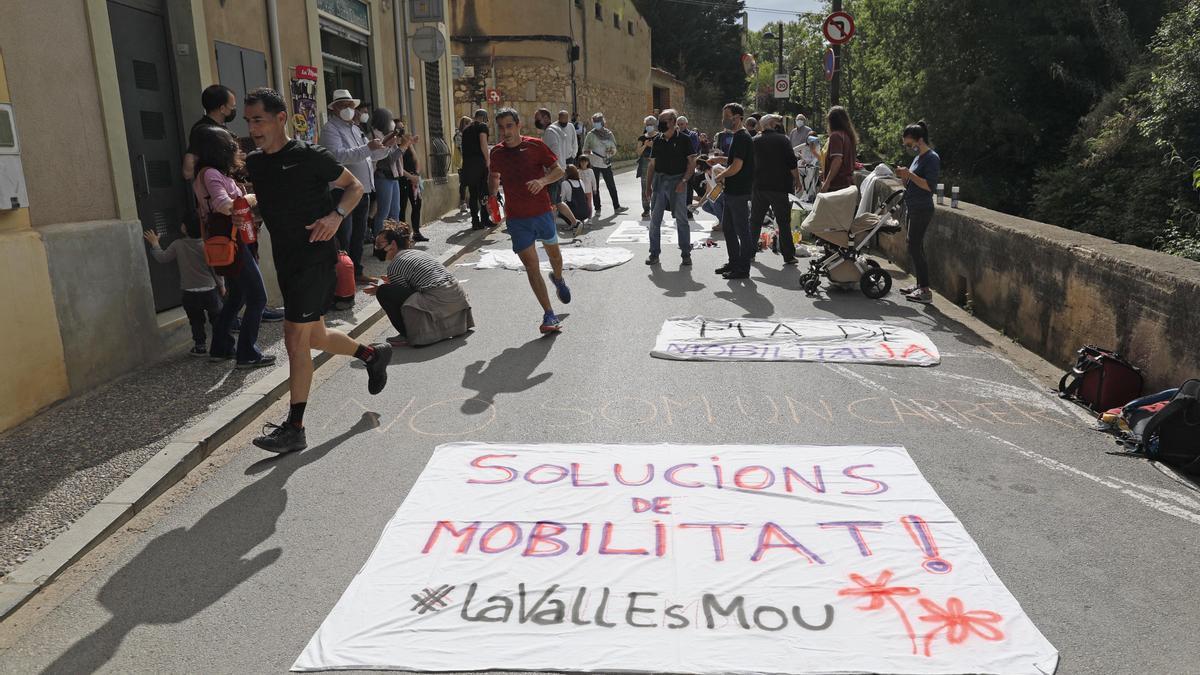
[801,185,859,242]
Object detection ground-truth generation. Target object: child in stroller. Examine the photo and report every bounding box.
[798,184,904,299]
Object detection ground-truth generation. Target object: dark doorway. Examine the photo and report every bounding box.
[108,0,186,311]
[215,41,268,139]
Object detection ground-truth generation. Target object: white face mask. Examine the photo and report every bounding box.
[593,121,603,130]
[645,125,655,134]
[387,121,396,133]
[338,107,356,122]
[359,112,370,124]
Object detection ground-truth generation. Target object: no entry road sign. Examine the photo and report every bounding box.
[822,11,855,45]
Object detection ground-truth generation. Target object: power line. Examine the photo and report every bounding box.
[659,0,822,17]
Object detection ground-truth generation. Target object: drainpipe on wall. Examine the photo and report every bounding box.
[395,1,413,122]
[266,0,284,91]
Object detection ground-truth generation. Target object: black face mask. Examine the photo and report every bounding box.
[223,109,237,124]
[658,120,670,133]
[373,248,388,261]
[535,119,547,130]
[558,121,568,127]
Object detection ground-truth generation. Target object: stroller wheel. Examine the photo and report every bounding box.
[861,268,892,299]
[799,272,820,296]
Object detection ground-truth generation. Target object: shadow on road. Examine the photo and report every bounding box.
[459,335,557,414]
[37,412,380,675]
[648,265,706,298]
[715,280,776,318]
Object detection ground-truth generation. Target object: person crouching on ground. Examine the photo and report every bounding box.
[368,224,474,347]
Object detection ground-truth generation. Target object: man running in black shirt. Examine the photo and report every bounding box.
[242,88,392,454]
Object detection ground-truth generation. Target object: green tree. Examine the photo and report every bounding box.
[633,0,747,104]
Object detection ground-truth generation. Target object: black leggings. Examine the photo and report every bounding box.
[399,178,423,234]
[591,166,620,210]
[906,207,934,287]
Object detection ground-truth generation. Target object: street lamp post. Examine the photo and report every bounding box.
[762,21,785,113]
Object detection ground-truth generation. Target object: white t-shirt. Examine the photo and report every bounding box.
[578,169,596,195]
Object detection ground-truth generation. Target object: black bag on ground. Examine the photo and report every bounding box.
[1136,379,1200,475]
[1058,345,1143,412]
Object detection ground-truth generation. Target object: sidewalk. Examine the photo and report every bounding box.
[0,204,481,578]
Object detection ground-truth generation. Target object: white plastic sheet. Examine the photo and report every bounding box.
[469,246,633,271]
[607,220,711,244]
[652,316,941,366]
[294,443,1057,674]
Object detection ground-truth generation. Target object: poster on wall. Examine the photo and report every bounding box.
[292,442,1057,674]
[290,65,318,143]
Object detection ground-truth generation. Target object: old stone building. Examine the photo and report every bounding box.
[449,0,652,158]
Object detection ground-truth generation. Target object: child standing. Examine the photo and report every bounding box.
[144,222,224,356]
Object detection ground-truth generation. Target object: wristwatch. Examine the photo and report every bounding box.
[334,205,348,217]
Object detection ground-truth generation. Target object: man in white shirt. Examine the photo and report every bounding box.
[535,108,567,206]
[557,110,578,164]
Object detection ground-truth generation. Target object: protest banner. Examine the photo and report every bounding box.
[651,316,940,366]
[294,443,1056,673]
[470,247,632,271]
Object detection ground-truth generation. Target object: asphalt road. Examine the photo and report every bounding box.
[2,169,1198,674]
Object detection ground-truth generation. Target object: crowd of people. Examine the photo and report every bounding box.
[149,82,940,454]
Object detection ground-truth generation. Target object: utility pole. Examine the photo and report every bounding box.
[830,0,841,107]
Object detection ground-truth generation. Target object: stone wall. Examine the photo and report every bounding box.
[865,177,1200,393]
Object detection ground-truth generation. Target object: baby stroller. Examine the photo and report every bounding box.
[798,184,904,299]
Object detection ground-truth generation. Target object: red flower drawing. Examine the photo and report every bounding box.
[918,596,1005,657]
[839,570,922,654]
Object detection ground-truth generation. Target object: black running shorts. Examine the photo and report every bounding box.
[278,261,336,323]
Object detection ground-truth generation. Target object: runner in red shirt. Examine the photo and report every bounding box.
[488,108,570,333]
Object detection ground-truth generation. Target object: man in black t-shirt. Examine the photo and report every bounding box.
[182,84,237,181]
[750,114,801,265]
[709,102,756,279]
[460,109,492,230]
[241,87,393,454]
[643,109,698,266]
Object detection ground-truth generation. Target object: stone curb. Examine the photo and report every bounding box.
[0,226,495,623]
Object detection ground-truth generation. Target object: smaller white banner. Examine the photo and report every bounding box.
[607,220,711,244]
[652,316,940,366]
[469,247,633,271]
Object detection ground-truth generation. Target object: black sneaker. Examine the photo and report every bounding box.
[681,254,692,266]
[365,343,393,395]
[209,351,235,362]
[253,422,307,454]
[723,270,750,280]
[715,264,731,275]
[645,255,660,266]
[189,344,208,357]
[236,354,277,369]
[614,205,628,213]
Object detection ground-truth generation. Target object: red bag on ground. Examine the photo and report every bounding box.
[334,250,356,301]
[1058,345,1143,412]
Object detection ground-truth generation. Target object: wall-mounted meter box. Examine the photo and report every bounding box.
[0,103,29,210]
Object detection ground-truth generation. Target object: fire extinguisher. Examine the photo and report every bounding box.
[232,195,256,244]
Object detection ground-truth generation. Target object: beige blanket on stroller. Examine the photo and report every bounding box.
[801,185,879,248]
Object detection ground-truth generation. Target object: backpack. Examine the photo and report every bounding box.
[565,179,589,220]
[196,168,240,275]
[1058,345,1143,413]
[1134,380,1200,475]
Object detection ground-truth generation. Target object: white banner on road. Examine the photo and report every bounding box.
[607,219,711,244]
[294,443,1056,674]
[469,246,633,271]
[652,316,941,366]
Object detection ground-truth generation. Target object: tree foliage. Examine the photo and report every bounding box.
[633,0,747,105]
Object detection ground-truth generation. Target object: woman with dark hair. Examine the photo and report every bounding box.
[367,223,473,347]
[369,107,403,239]
[897,120,941,304]
[397,132,428,242]
[819,105,859,193]
[192,125,273,368]
[455,116,472,208]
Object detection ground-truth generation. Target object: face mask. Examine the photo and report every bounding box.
[722,118,735,130]
[593,121,603,130]
[386,121,396,133]
[645,125,655,134]
[338,107,356,122]
[373,247,388,261]
[658,120,670,133]
[224,109,237,124]
[359,112,370,124]
[535,119,547,130]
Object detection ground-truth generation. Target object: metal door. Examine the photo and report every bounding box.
[108,0,185,311]
[215,41,268,139]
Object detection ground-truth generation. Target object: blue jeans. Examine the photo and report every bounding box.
[721,192,753,273]
[212,243,266,362]
[372,175,401,238]
[334,189,370,276]
[648,172,690,257]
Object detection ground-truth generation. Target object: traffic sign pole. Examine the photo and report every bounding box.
[831,0,842,107]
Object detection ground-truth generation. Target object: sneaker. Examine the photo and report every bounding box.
[614,205,628,213]
[236,354,277,369]
[783,258,798,265]
[681,254,692,266]
[189,344,208,357]
[715,264,731,275]
[548,272,572,304]
[261,308,285,322]
[641,210,650,218]
[645,255,660,266]
[252,422,307,454]
[906,288,933,304]
[412,234,430,242]
[209,351,235,362]
[900,285,920,295]
[723,270,750,280]
[540,311,563,334]
[364,343,393,395]
[386,335,409,347]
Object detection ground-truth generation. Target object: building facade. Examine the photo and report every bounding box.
[0,0,457,433]
[448,0,651,159]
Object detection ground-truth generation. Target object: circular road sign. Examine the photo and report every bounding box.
[486,88,502,104]
[412,26,446,63]
[822,11,856,45]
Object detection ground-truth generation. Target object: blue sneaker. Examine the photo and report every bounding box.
[261,308,285,322]
[548,272,571,304]
[540,311,562,334]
